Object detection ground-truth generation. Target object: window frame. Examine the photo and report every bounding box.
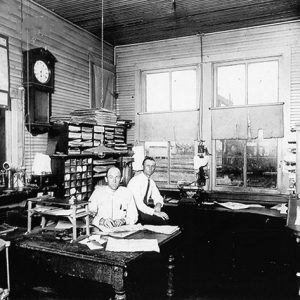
[141,65,200,113]
[214,57,280,107]
[137,61,201,189]
[212,56,283,194]
[144,140,197,189]
[0,34,10,109]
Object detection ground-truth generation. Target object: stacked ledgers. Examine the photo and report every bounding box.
[68,123,128,154]
[69,108,117,126]
[93,158,118,178]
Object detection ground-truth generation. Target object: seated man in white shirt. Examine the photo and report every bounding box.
[127,156,169,225]
[89,166,138,229]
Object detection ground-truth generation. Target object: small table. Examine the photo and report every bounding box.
[27,197,90,241]
[14,229,181,299]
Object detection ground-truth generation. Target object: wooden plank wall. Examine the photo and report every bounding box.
[115,21,300,192]
[116,21,300,144]
[0,0,114,173]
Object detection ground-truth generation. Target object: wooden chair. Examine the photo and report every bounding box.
[0,239,10,300]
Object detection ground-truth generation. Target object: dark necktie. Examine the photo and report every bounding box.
[143,179,150,205]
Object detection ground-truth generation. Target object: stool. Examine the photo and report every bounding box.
[0,239,10,300]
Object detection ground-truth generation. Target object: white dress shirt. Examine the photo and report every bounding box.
[127,172,164,216]
[88,185,138,227]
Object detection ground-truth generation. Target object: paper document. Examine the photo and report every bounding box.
[55,220,73,230]
[143,225,180,235]
[106,237,159,252]
[79,238,103,250]
[95,224,144,234]
[214,201,264,210]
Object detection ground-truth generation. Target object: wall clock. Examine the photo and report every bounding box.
[33,60,51,84]
[23,48,56,135]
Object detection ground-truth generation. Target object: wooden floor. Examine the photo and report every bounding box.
[6,251,300,300]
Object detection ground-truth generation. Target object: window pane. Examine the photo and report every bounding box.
[0,47,8,91]
[217,65,245,106]
[248,61,278,104]
[170,142,195,184]
[146,73,169,112]
[145,141,168,184]
[172,70,197,110]
[246,139,277,188]
[216,140,244,186]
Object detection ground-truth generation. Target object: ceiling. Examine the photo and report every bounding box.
[33,0,300,46]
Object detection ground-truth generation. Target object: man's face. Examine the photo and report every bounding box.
[143,159,156,177]
[106,168,121,191]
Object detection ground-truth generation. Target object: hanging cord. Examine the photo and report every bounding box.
[100,0,104,108]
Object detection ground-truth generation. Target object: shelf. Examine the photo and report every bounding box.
[27,197,90,241]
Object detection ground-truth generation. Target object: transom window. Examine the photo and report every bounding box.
[216,60,278,107]
[144,68,197,112]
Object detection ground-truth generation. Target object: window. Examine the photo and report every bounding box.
[0,35,9,108]
[139,65,199,188]
[214,58,280,190]
[216,138,278,189]
[145,141,195,187]
[145,69,197,112]
[216,60,278,106]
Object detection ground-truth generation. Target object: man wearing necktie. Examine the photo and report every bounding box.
[128,156,169,225]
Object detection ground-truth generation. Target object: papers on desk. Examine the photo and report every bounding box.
[79,235,106,250]
[106,237,159,252]
[95,224,180,237]
[95,224,144,238]
[34,206,86,216]
[214,201,264,210]
[143,225,180,235]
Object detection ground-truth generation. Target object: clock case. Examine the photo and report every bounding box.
[23,48,56,135]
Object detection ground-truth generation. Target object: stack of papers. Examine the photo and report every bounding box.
[143,225,180,235]
[79,235,106,250]
[96,224,144,238]
[214,201,264,210]
[106,237,159,252]
[95,224,180,237]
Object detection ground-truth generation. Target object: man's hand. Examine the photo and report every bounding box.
[113,218,126,227]
[153,211,169,220]
[100,218,115,228]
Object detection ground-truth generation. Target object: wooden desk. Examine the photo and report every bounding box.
[13,229,181,299]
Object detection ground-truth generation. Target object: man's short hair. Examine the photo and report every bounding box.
[142,156,155,166]
[106,166,121,177]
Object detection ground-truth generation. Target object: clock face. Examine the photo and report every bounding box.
[33,60,50,84]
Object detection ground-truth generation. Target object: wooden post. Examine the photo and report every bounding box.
[166,254,175,297]
[296,123,300,195]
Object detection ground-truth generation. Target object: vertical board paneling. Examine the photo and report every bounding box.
[116,22,300,144]
[0,0,114,172]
